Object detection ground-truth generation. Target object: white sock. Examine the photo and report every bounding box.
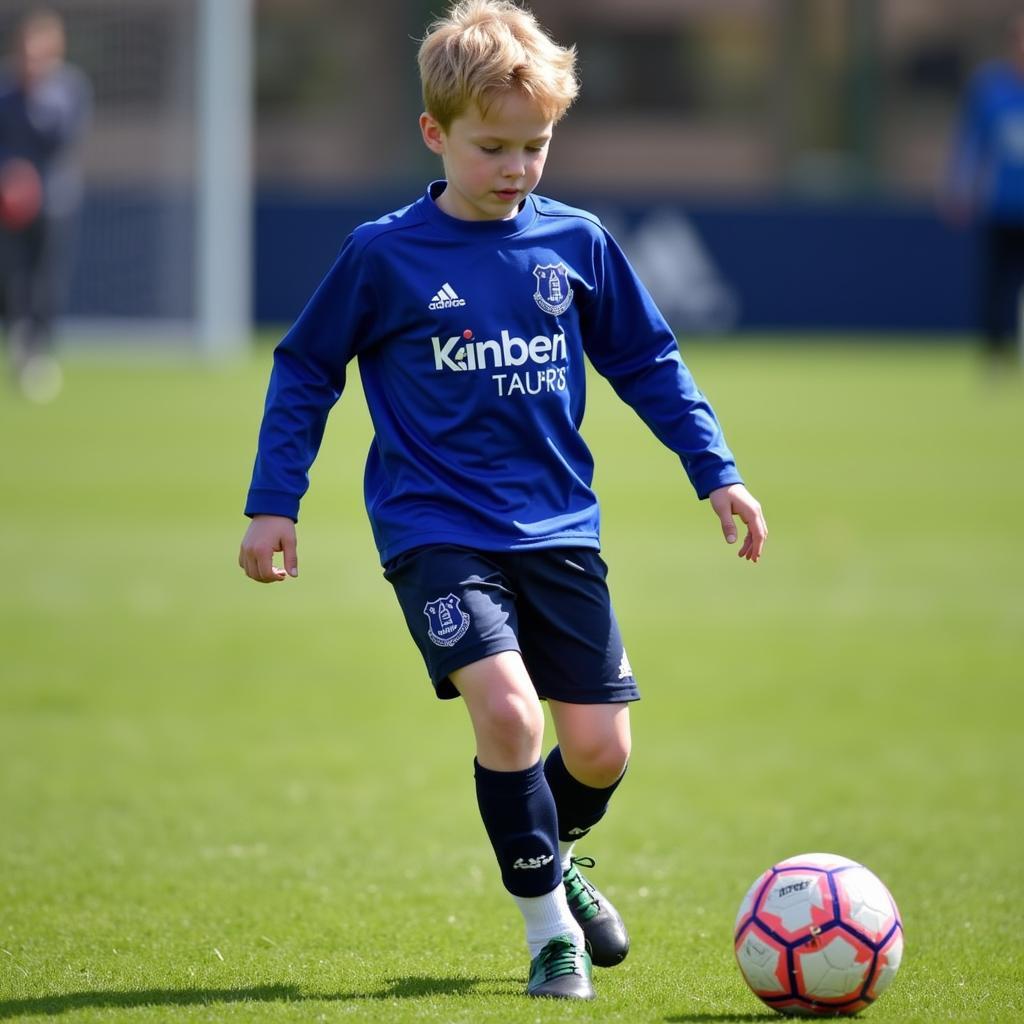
[512,884,584,958]
[558,840,576,871]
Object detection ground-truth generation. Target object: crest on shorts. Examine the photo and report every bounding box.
[533,262,574,315]
[424,593,471,647]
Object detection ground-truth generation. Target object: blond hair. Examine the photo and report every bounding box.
[418,0,578,129]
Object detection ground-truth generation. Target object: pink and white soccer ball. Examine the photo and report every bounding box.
[734,852,903,1016]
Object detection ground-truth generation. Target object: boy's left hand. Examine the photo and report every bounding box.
[709,484,766,563]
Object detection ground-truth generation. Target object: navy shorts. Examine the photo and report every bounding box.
[383,545,640,704]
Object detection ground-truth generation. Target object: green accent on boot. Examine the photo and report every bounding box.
[562,856,631,968]
[526,934,595,999]
[563,856,601,922]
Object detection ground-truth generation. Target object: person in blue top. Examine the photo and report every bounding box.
[946,12,1024,364]
[0,8,91,400]
[240,0,766,1001]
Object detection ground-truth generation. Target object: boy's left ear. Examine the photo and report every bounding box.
[419,112,446,155]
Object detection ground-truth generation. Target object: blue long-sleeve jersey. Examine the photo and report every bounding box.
[948,61,1024,223]
[246,182,742,562]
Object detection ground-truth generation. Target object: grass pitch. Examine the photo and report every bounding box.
[1,337,1021,1023]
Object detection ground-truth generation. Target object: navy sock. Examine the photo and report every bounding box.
[473,759,561,898]
[544,745,626,843]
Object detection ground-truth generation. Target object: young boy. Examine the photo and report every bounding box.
[239,0,766,1001]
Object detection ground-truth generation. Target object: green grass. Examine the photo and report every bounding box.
[1,337,1021,1022]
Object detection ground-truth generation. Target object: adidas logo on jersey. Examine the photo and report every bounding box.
[428,283,466,310]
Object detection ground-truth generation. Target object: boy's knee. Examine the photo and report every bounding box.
[483,689,543,741]
[474,689,544,766]
[563,740,629,790]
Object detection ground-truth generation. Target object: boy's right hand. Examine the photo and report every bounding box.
[239,514,298,583]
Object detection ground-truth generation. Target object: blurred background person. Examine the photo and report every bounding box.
[0,7,90,401]
[945,11,1024,368]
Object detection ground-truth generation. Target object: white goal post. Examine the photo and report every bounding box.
[196,0,252,358]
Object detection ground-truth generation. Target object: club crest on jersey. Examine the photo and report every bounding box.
[424,594,471,647]
[532,262,574,315]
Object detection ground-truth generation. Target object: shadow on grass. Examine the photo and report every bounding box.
[665,1015,781,1022]
[0,976,510,1019]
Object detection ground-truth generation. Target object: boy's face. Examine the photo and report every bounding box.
[420,89,554,222]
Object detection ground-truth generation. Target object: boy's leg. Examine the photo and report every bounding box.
[383,546,596,995]
[451,652,594,999]
[547,701,631,791]
[511,548,637,967]
[454,651,545,772]
[545,700,631,967]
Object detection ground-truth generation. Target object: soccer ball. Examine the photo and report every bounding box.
[734,852,903,1016]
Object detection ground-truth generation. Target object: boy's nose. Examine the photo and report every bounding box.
[502,156,525,178]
